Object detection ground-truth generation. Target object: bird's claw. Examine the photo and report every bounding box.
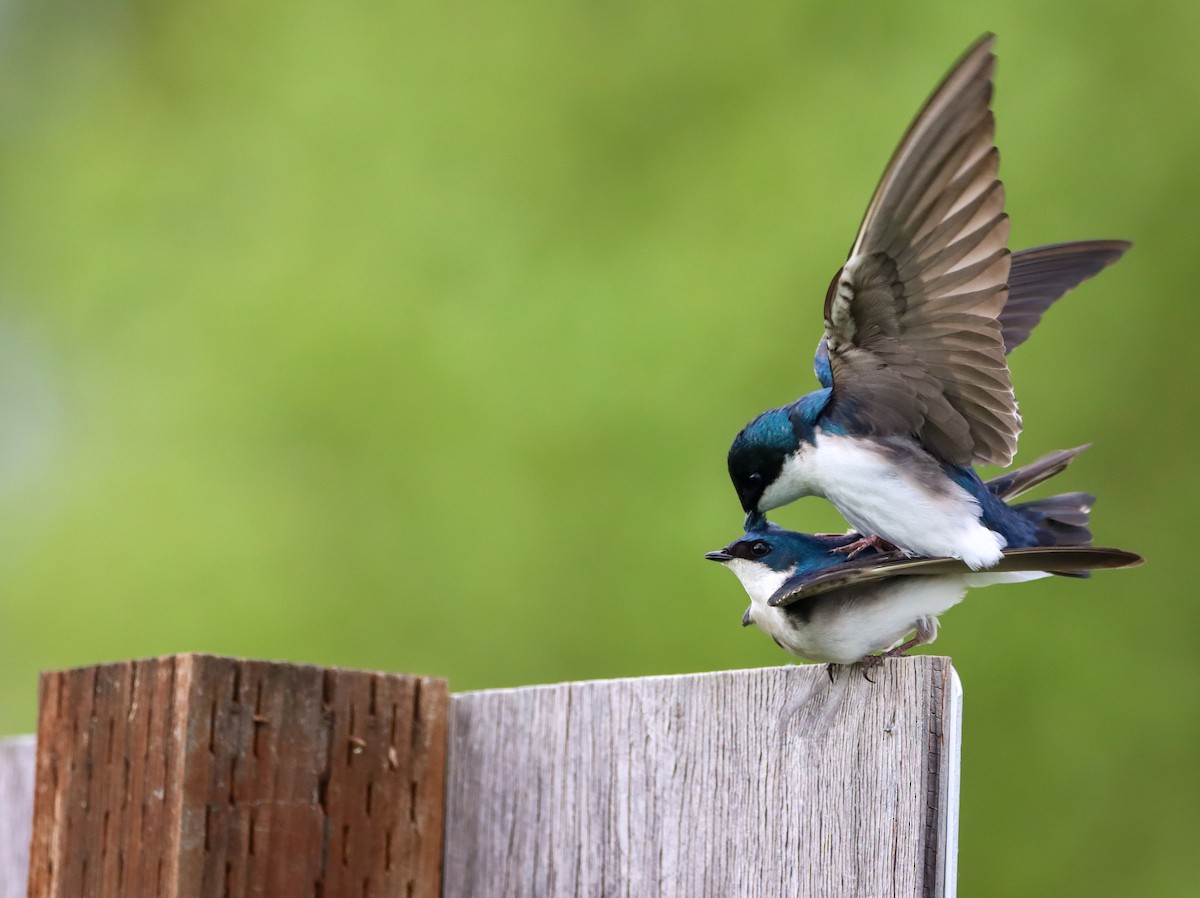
[831,534,896,560]
[856,654,886,683]
[855,640,923,683]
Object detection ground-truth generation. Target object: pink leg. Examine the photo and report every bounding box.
[856,619,937,681]
[881,635,925,658]
[831,533,897,560]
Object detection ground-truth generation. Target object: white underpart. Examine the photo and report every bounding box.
[760,431,1006,569]
[722,558,792,608]
[728,566,1052,665]
[962,570,1048,588]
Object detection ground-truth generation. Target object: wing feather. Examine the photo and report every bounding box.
[768,546,1143,608]
[981,444,1090,500]
[809,239,1129,380]
[1000,241,1131,352]
[822,35,1020,466]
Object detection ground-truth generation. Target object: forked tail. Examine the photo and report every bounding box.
[1009,490,1095,548]
[981,446,1096,549]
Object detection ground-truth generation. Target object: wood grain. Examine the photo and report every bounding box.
[0,736,35,898]
[444,657,960,898]
[26,654,448,898]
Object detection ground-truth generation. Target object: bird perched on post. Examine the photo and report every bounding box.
[726,34,1128,568]
[709,447,1143,666]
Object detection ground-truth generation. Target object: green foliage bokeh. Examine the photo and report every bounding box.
[0,1,1195,894]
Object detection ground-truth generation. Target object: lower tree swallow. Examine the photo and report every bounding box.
[726,35,1129,569]
[708,448,1143,665]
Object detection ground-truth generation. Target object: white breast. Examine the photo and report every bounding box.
[738,569,1053,664]
[722,558,792,607]
[786,432,1006,569]
[750,576,970,664]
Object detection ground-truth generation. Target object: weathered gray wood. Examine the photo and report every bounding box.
[445,657,960,898]
[0,735,35,898]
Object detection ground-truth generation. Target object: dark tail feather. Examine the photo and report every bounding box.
[984,444,1091,501]
[984,447,1137,563]
[981,546,1143,576]
[1001,545,1142,579]
[1012,490,1096,548]
[1003,241,1130,353]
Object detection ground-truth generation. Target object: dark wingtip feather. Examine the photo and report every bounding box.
[984,444,1091,500]
[1002,240,1131,353]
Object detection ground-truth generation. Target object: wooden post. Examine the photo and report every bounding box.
[444,657,962,898]
[24,654,448,898]
[6,656,961,896]
[0,736,35,898]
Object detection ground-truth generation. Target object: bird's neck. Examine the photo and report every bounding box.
[787,387,832,444]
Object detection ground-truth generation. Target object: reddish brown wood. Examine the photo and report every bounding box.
[26,654,447,898]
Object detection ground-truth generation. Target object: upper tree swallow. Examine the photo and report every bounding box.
[708,448,1143,664]
[726,35,1128,568]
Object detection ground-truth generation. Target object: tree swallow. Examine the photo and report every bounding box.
[708,448,1143,665]
[727,35,1128,568]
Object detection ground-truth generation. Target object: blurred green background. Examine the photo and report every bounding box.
[0,0,1193,894]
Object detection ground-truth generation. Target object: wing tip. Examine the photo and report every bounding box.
[960,33,998,68]
[971,32,998,51]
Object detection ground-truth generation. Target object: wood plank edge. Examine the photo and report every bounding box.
[450,656,953,699]
[941,667,963,898]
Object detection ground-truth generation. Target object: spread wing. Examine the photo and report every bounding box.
[811,241,1129,381]
[1001,240,1130,353]
[822,34,1018,467]
[768,546,1143,608]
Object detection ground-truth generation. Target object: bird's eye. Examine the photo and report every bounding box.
[748,472,763,483]
[750,540,770,557]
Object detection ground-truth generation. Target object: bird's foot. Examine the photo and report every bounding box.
[881,635,924,659]
[855,635,927,683]
[856,654,886,683]
[832,534,896,560]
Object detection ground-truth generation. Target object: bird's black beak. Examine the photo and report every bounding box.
[704,548,733,562]
[741,606,753,627]
[735,488,757,516]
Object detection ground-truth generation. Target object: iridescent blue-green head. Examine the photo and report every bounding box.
[728,388,832,514]
[727,407,797,513]
[705,521,853,578]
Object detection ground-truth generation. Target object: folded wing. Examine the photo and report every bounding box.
[768,546,1143,608]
